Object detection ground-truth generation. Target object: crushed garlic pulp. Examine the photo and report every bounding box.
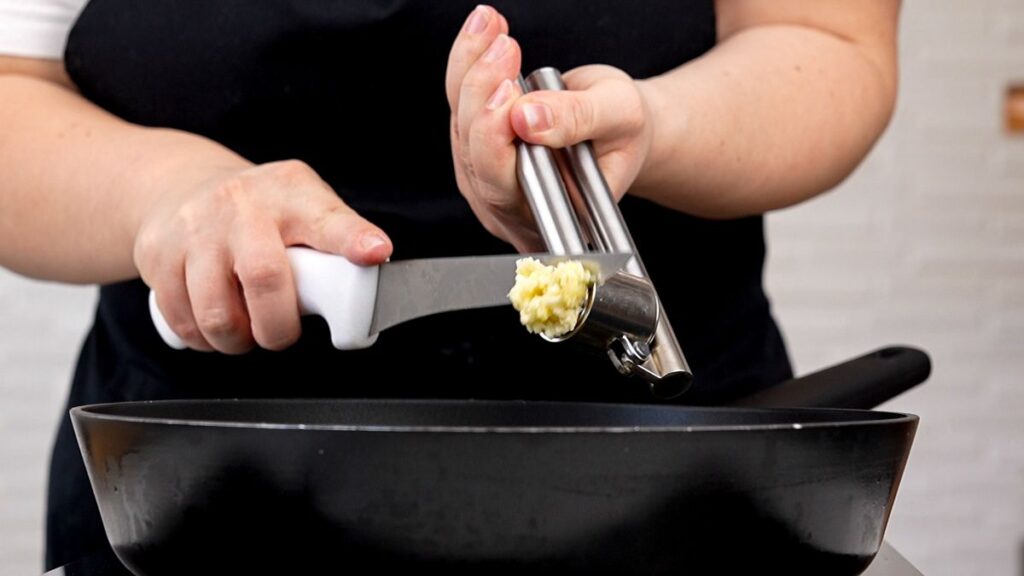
[507,257,593,339]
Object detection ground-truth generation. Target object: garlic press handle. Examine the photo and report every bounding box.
[521,67,693,399]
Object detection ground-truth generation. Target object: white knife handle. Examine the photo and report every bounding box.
[148,246,381,351]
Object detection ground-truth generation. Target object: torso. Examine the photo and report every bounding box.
[47,1,792,568]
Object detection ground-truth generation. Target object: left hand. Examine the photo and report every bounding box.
[445,5,655,252]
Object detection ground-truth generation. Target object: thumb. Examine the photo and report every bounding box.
[290,195,393,266]
[510,76,641,148]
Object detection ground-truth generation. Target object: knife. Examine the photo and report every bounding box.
[149,247,631,351]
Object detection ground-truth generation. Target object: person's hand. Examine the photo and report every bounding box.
[134,159,392,354]
[446,5,656,252]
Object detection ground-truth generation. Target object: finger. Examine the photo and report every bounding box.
[445,5,506,112]
[232,222,301,351]
[588,147,636,201]
[466,78,547,252]
[252,159,392,265]
[283,191,392,266]
[151,268,213,352]
[136,227,213,351]
[186,247,255,354]
[511,68,644,148]
[457,33,521,155]
[450,112,504,233]
[466,77,521,205]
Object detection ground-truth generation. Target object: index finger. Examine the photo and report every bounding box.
[445,5,509,112]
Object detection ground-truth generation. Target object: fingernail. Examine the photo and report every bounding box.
[486,79,513,110]
[521,103,553,132]
[361,233,388,251]
[466,5,490,35]
[483,34,512,63]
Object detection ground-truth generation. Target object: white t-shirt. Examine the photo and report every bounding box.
[0,0,90,59]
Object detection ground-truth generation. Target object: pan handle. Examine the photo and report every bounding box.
[730,346,931,410]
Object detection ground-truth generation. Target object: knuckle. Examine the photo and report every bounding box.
[453,164,474,199]
[460,71,490,100]
[237,257,289,295]
[445,71,461,109]
[467,121,489,158]
[457,140,478,182]
[210,175,248,205]
[222,341,255,355]
[267,159,317,186]
[170,320,203,344]
[476,183,516,211]
[133,226,162,268]
[450,114,463,149]
[568,97,595,140]
[196,177,250,233]
[478,216,505,239]
[309,203,351,239]
[468,136,513,187]
[177,206,207,238]
[195,307,242,338]
[257,327,300,352]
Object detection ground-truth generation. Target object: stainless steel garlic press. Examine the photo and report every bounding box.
[516,67,693,399]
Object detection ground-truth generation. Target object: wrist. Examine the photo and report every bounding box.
[631,77,682,199]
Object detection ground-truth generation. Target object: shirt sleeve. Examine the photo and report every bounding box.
[0,0,90,59]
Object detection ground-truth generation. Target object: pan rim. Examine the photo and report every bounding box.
[70,398,919,433]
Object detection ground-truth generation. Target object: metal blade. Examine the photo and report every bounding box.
[370,252,632,334]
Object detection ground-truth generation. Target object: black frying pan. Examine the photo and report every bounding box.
[71,345,930,576]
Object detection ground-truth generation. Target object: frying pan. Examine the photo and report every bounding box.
[71,345,930,576]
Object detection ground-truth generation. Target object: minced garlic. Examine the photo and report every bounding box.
[507,257,593,339]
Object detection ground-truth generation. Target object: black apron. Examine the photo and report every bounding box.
[48,0,792,568]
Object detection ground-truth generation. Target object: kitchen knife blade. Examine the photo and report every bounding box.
[370,252,632,334]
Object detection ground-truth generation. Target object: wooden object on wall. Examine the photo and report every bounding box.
[1007,84,1024,134]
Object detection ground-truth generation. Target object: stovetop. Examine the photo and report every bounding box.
[44,542,923,576]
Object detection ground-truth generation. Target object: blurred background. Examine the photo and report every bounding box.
[1,0,1022,574]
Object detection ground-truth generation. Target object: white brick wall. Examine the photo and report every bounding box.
[0,0,1021,574]
[765,1,1024,574]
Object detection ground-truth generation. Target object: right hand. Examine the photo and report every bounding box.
[134,159,392,354]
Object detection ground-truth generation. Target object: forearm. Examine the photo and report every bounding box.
[634,24,897,218]
[0,73,249,283]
